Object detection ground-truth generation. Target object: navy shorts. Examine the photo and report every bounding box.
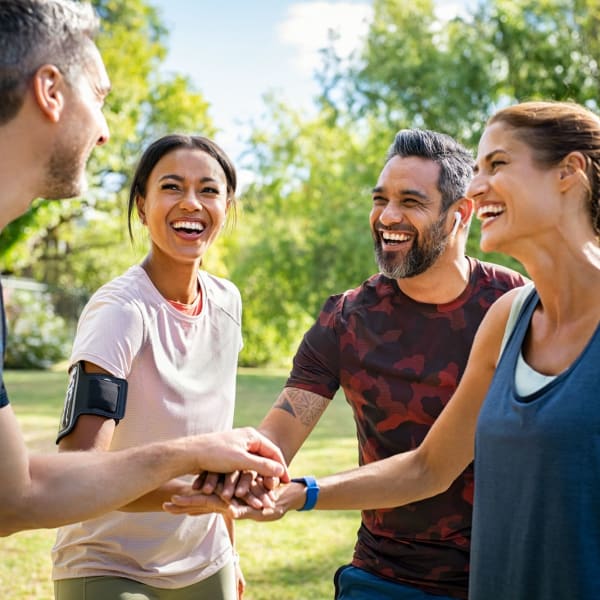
[334,565,460,600]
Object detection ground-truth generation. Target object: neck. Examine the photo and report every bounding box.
[141,255,201,304]
[0,120,45,229]
[396,253,472,305]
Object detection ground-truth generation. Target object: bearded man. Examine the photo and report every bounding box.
[225,128,526,599]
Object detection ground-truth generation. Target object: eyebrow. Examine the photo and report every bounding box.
[473,148,506,174]
[158,174,221,184]
[371,185,428,199]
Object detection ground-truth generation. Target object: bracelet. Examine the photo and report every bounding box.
[291,476,320,511]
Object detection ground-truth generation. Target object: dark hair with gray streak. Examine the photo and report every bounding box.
[0,0,99,124]
[386,129,474,212]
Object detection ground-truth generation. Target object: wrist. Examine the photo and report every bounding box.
[291,476,319,511]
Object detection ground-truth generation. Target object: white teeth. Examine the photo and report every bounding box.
[476,204,505,220]
[382,232,410,242]
[172,220,205,232]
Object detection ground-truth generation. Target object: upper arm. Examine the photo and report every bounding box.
[259,387,330,463]
[0,405,29,494]
[58,361,116,452]
[419,290,516,485]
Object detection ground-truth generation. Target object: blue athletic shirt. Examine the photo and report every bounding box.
[471,287,600,599]
[0,278,8,407]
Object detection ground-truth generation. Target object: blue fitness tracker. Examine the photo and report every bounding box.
[291,476,320,511]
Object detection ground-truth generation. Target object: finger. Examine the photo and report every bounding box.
[248,478,275,509]
[262,475,280,491]
[199,471,220,493]
[231,503,281,521]
[220,470,240,501]
[233,470,256,498]
[192,472,207,491]
[163,493,229,515]
[243,431,290,481]
[240,490,266,510]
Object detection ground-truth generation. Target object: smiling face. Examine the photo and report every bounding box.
[370,155,451,279]
[469,122,559,253]
[43,42,110,199]
[136,147,229,268]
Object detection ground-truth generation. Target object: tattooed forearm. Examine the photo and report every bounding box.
[273,388,329,428]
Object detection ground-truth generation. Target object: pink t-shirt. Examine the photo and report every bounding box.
[52,265,242,588]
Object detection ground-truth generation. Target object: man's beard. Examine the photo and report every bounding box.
[43,139,88,200]
[374,212,450,279]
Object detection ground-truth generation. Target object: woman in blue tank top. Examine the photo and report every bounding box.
[209,101,600,600]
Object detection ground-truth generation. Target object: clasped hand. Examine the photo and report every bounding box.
[163,470,303,521]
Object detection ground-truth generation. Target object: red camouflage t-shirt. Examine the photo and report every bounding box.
[287,258,527,599]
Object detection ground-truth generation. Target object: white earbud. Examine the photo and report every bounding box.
[451,211,461,236]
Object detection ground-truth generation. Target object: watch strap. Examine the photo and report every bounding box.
[291,476,319,511]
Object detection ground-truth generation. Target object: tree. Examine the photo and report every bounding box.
[0,0,215,303]
[231,0,599,365]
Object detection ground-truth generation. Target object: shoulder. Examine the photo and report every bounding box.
[478,283,535,342]
[472,258,529,290]
[335,273,390,310]
[80,267,148,323]
[201,271,242,320]
[469,287,525,368]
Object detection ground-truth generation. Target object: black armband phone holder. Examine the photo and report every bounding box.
[56,361,128,443]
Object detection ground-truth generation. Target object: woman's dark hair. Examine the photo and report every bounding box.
[489,101,600,235]
[127,134,237,241]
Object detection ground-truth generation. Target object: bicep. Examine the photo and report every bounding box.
[259,387,330,463]
[58,361,116,452]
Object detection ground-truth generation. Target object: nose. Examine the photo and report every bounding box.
[96,112,110,146]
[378,202,406,227]
[466,172,487,200]
[179,188,204,211]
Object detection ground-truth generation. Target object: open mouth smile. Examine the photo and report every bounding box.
[476,204,505,226]
[171,219,206,236]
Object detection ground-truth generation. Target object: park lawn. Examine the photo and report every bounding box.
[0,368,360,600]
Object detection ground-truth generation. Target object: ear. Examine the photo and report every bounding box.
[450,196,474,228]
[135,194,147,225]
[558,151,587,192]
[32,64,66,123]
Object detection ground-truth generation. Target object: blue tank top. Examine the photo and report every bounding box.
[470,287,600,599]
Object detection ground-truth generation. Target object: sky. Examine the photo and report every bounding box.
[150,1,473,162]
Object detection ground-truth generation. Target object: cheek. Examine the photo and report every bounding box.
[212,197,229,223]
[369,207,379,227]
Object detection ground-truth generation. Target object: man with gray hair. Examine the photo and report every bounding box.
[171,129,526,599]
[0,0,287,537]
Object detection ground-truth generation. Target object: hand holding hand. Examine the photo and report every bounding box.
[164,479,308,521]
[190,427,289,482]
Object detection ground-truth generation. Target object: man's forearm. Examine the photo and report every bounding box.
[1,439,194,535]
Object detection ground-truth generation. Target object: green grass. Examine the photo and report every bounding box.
[0,368,361,599]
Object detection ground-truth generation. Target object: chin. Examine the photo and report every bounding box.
[479,235,500,254]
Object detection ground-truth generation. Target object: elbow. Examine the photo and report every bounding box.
[413,449,456,500]
[0,501,32,537]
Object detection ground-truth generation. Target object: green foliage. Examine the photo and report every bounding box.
[229,0,595,365]
[0,0,215,298]
[4,290,71,369]
[1,0,596,367]
[231,100,385,366]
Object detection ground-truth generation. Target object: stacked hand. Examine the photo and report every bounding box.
[163,468,307,521]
